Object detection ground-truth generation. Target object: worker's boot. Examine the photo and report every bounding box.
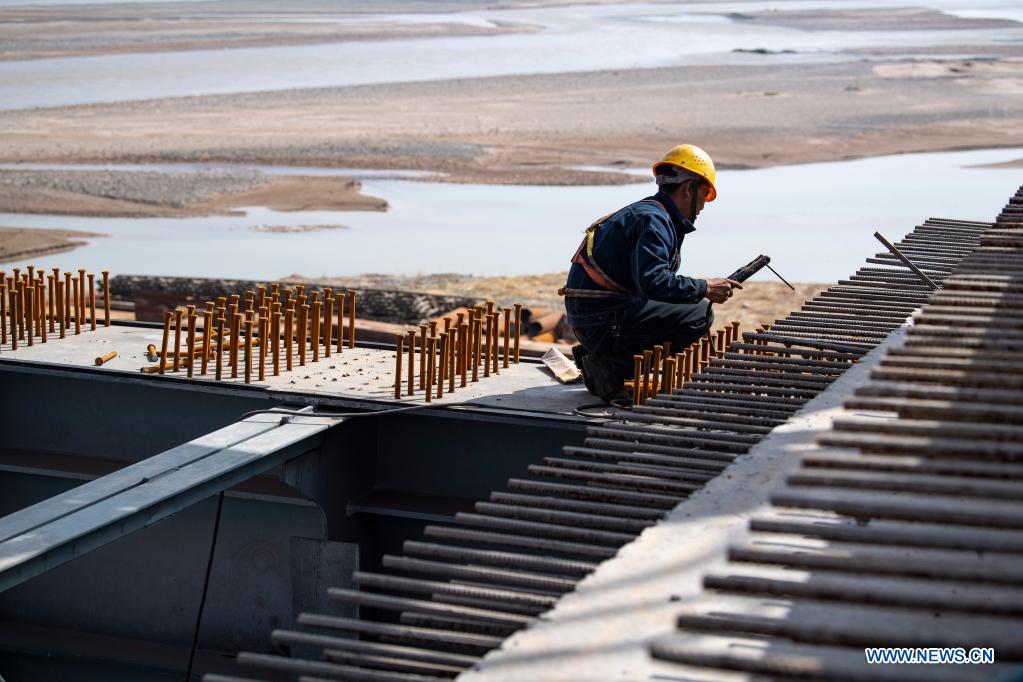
[571,345,595,394]
[581,353,632,407]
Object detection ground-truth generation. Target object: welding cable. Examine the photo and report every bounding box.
[573,401,630,418]
[233,403,443,425]
[184,405,432,680]
[184,490,224,682]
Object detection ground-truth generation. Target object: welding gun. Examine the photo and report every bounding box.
[703,254,794,354]
[727,254,772,284]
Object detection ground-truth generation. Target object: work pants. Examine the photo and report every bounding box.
[573,299,713,380]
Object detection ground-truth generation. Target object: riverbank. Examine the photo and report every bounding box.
[0,170,386,217]
[0,226,106,262]
[1,2,1020,216]
[2,52,1019,217]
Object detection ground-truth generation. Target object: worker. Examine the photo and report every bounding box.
[562,144,741,405]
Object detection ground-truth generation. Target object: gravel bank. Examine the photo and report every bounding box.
[0,169,267,207]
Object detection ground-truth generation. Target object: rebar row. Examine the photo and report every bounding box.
[145,284,357,383]
[1,266,111,354]
[391,301,524,402]
[215,211,994,682]
[650,186,1023,678]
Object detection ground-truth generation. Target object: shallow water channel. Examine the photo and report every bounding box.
[2,147,1020,283]
[2,1,1021,110]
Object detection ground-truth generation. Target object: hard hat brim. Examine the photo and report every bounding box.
[651,162,717,202]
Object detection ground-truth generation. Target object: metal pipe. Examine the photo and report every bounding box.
[335,292,344,354]
[449,325,456,393]
[394,333,404,400]
[61,269,70,329]
[407,329,416,396]
[77,268,86,327]
[483,314,492,378]
[46,274,54,333]
[347,289,357,349]
[243,318,253,383]
[171,308,183,372]
[437,333,446,398]
[186,310,196,378]
[87,273,96,331]
[258,315,267,381]
[632,354,643,403]
[37,280,47,343]
[491,312,500,375]
[200,306,212,375]
[284,304,294,372]
[48,268,58,326]
[0,281,6,346]
[298,304,308,366]
[513,303,522,363]
[642,350,652,404]
[651,346,663,396]
[94,350,117,366]
[25,286,33,346]
[460,322,469,387]
[503,308,511,368]
[506,478,682,510]
[310,300,320,362]
[228,312,240,378]
[9,287,18,349]
[271,309,281,376]
[72,278,80,335]
[420,323,429,389]
[426,336,435,403]
[159,311,171,375]
[323,289,332,358]
[472,314,482,383]
[214,316,225,380]
[437,330,447,385]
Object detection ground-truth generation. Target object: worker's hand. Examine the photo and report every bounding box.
[704,277,743,304]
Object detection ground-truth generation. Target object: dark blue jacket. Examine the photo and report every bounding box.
[565,189,707,328]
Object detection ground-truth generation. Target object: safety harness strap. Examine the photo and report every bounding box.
[561,198,665,298]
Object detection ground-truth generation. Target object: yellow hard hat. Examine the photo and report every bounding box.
[652,144,717,202]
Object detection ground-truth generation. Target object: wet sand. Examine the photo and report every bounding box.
[0,171,386,217]
[2,51,1020,217]
[0,226,106,262]
[0,1,538,61]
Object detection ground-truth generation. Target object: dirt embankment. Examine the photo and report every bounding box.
[0,226,106,263]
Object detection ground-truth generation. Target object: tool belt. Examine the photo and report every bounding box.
[558,198,664,299]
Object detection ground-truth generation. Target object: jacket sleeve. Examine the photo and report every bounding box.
[629,212,708,303]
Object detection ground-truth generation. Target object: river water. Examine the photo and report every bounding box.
[1,1,1021,110]
[2,147,1020,283]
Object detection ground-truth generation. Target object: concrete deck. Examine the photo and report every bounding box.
[0,322,590,417]
[459,325,910,682]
